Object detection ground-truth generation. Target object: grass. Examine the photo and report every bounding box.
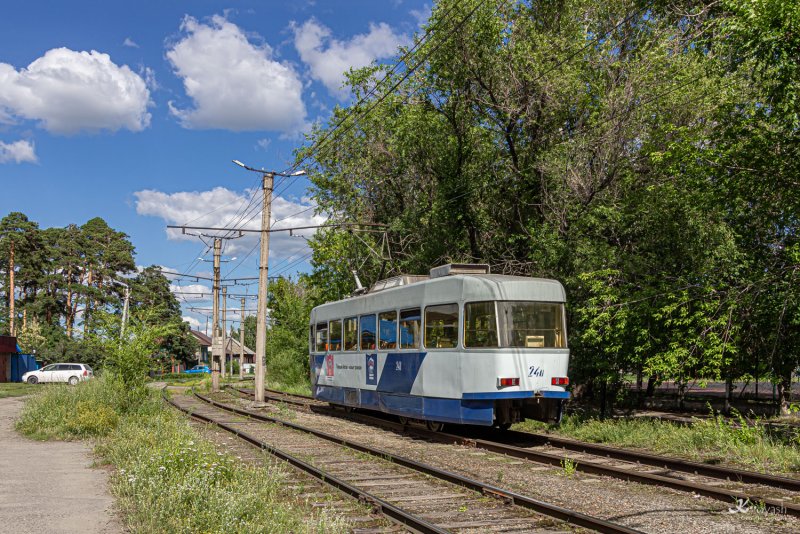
[515,411,800,474]
[266,378,312,397]
[15,376,350,533]
[0,383,36,398]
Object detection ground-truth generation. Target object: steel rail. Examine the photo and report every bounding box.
[196,390,641,534]
[161,387,446,534]
[505,430,800,491]
[235,387,800,516]
[256,388,800,491]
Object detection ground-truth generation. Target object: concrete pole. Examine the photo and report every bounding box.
[221,286,227,379]
[211,238,221,392]
[239,298,245,380]
[120,285,130,340]
[254,172,274,403]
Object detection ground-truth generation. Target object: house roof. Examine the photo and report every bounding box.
[190,330,212,347]
[224,337,254,356]
[0,335,18,353]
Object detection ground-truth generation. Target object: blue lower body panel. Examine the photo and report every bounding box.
[314,385,495,425]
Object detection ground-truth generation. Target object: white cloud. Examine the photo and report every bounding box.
[256,138,271,151]
[134,186,325,260]
[167,15,306,132]
[182,316,201,330]
[0,139,37,164]
[293,18,409,97]
[0,48,151,134]
[171,283,212,302]
[123,37,139,48]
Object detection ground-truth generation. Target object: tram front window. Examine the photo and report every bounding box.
[498,302,565,348]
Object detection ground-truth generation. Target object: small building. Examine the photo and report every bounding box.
[0,335,38,382]
[0,335,15,382]
[190,330,211,365]
[223,337,255,364]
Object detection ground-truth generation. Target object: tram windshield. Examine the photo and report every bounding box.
[463,301,566,348]
[499,301,565,348]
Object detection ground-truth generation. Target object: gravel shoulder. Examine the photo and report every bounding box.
[0,395,122,534]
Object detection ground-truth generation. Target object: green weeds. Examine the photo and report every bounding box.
[516,410,800,474]
[15,376,350,533]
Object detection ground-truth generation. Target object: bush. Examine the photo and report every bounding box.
[16,376,158,440]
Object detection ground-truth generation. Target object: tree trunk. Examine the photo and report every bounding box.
[778,369,793,416]
[724,374,733,415]
[83,269,92,336]
[646,375,656,397]
[600,379,608,419]
[8,240,14,336]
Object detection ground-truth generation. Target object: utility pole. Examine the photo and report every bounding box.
[232,160,306,403]
[211,238,221,392]
[254,171,274,403]
[221,286,227,380]
[239,298,245,380]
[120,285,130,340]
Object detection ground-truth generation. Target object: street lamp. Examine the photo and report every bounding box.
[232,160,306,403]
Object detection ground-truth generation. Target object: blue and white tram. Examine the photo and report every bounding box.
[309,264,570,429]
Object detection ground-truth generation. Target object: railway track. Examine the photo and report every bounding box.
[166,386,641,533]
[233,387,800,517]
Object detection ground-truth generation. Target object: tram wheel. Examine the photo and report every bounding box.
[343,406,355,413]
[426,420,444,432]
[497,422,512,431]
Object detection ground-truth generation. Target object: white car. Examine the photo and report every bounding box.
[22,363,94,385]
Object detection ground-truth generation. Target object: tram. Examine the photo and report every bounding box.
[309,264,570,429]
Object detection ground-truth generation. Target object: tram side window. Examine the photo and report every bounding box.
[378,311,398,350]
[359,314,377,350]
[315,322,328,352]
[343,317,358,351]
[464,301,499,348]
[399,308,421,349]
[329,319,343,351]
[424,304,459,349]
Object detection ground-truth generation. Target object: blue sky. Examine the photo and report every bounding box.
[0,0,430,331]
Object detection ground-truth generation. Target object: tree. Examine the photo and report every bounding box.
[0,212,39,335]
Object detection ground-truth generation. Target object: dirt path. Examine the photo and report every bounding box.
[0,396,122,534]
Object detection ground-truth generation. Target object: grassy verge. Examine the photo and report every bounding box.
[15,377,349,532]
[0,383,36,399]
[266,378,312,397]
[514,412,800,474]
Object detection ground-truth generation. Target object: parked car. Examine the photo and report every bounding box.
[183,365,211,374]
[22,363,93,385]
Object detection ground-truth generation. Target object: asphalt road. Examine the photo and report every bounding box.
[0,395,121,534]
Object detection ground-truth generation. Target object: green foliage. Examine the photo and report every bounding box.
[92,308,181,396]
[265,276,317,387]
[297,0,800,409]
[15,376,151,440]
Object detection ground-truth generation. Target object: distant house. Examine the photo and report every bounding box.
[189,330,254,369]
[190,330,211,365]
[0,336,15,382]
[0,335,37,383]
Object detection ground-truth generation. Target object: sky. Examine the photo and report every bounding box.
[0,0,431,332]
